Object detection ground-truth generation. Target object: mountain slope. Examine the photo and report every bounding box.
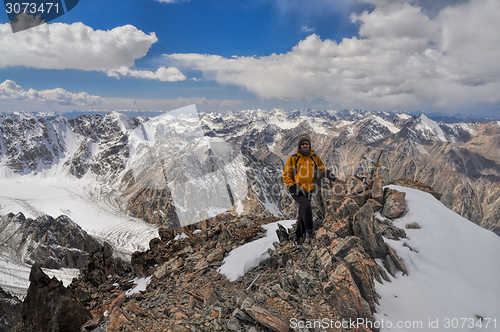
[375,186,500,331]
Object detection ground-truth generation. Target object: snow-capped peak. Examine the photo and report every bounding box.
[415,114,447,141]
[370,115,400,134]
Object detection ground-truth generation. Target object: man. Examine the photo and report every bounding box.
[283,134,336,248]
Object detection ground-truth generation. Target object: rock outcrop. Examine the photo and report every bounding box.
[17,263,92,332]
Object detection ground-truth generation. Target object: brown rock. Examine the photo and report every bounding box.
[330,236,363,259]
[317,248,335,275]
[384,255,397,277]
[108,292,127,313]
[335,198,361,219]
[330,217,352,238]
[124,300,148,317]
[315,227,337,247]
[107,307,130,332]
[206,248,225,263]
[406,222,421,229]
[203,287,220,307]
[344,249,379,311]
[371,176,384,204]
[84,241,116,286]
[382,188,407,219]
[352,189,372,207]
[244,305,290,332]
[323,262,372,320]
[352,204,387,259]
[386,244,408,275]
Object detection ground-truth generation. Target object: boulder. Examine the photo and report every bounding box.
[382,189,407,219]
[323,262,372,320]
[244,305,290,332]
[371,177,384,204]
[352,189,372,207]
[275,223,289,243]
[386,244,408,275]
[344,249,379,311]
[335,198,361,219]
[330,236,364,259]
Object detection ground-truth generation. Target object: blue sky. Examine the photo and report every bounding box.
[1,0,500,117]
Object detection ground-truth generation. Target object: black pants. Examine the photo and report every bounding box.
[292,192,313,241]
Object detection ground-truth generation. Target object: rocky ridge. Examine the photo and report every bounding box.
[15,177,414,332]
[0,212,102,270]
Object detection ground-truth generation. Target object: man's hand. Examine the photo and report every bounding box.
[288,184,298,194]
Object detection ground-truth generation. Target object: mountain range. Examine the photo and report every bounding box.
[1,108,499,235]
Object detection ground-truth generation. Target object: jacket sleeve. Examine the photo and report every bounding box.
[283,156,296,188]
[315,155,328,174]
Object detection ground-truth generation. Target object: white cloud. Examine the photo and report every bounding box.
[301,25,316,33]
[0,80,101,105]
[106,66,186,82]
[167,0,500,111]
[0,22,157,71]
[0,80,242,111]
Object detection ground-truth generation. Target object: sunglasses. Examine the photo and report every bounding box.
[300,142,310,146]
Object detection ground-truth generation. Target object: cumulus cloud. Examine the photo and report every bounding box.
[167,0,500,111]
[0,22,157,71]
[0,80,102,105]
[106,66,186,82]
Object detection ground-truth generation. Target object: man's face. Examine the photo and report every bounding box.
[300,141,310,152]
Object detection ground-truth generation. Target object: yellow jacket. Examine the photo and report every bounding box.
[283,149,327,192]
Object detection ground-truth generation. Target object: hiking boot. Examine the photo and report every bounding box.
[293,241,302,249]
[304,231,313,244]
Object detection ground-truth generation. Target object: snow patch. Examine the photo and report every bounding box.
[372,115,400,134]
[218,220,295,282]
[375,186,500,331]
[174,233,189,240]
[125,276,152,297]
